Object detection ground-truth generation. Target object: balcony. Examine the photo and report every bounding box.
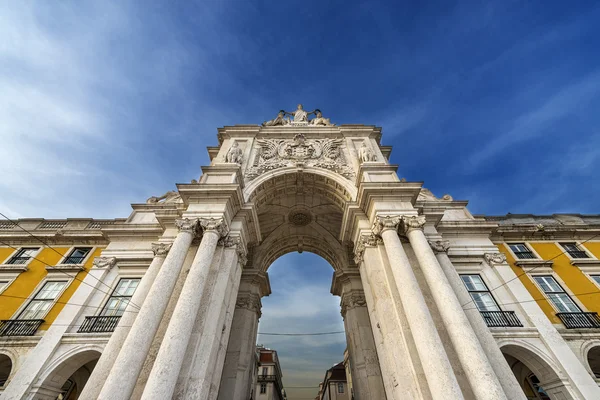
[0,319,44,336]
[78,316,121,333]
[557,312,600,329]
[566,250,589,259]
[513,251,537,260]
[480,311,522,328]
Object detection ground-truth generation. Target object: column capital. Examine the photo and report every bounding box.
[199,217,228,237]
[175,217,198,234]
[401,215,426,233]
[340,290,367,318]
[429,239,450,254]
[218,235,248,266]
[236,292,262,318]
[371,215,402,236]
[152,242,172,257]
[484,252,507,266]
[353,234,382,264]
[93,256,117,269]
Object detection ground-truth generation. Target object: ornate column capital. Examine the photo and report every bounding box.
[199,217,228,237]
[401,215,426,233]
[429,240,450,254]
[175,218,198,234]
[353,234,382,264]
[236,292,262,318]
[152,242,172,257]
[93,256,117,270]
[484,252,507,266]
[340,290,367,318]
[371,215,402,236]
[218,235,248,266]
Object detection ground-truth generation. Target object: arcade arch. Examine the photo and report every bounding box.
[587,346,600,380]
[0,353,12,388]
[36,349,100,400]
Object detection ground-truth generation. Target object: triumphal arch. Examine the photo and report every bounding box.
[53,105,583,400]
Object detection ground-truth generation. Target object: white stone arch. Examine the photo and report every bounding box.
[34,345,102,399]
[581,340,600,380]
[0,349,16,388]
[498,339,563,383]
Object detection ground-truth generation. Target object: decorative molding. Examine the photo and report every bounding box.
[246,134,354,180]
[429,240,450,254]
[570,259,600,268]
[152,242,172,257]
[353,234,382,264]
[371,216,402,237]
[175,218,198,234]
[92,257,117,270]
[199,217,228,237]
[514,259,554,269]
[46,264,85,273]
[401,215,426,233]
[0,264,28,272]
[484,252,507,266]
[341,290,367,317]
[235,293,262,317]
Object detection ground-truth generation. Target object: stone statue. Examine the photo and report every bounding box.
[262,110,290,126]
[146,190,181,204]
[285,104,315,123]
[358,141,376,163]
[225,141,243,164]
[310,109,335,126]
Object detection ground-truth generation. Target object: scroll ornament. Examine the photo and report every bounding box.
[93,257,117,270]
[484,252,507,266]
[152,242,172,257]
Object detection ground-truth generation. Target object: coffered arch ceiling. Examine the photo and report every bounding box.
[246,171,355,272]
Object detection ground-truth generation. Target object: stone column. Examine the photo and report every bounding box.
[140,218,227,400]
[340,288,386,400]
[372,216,464,400]
[432,242,526,400]
[218,272,268,400]
[80,243,171,400]
[98,218,198,400]
[402,216,507,400]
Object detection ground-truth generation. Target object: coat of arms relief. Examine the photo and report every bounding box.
[245,133,355,181]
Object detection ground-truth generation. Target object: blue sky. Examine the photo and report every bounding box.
[1,1,600,398]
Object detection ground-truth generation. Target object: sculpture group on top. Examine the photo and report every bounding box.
[262,104,335,127]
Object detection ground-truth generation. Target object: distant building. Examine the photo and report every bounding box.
[253,345,287,400]
[317,362,350,400]
[343,348,354,398]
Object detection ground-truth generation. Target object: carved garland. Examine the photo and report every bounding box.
[340,291,367,318]
[353,234,383,264]
[219,235,248,267]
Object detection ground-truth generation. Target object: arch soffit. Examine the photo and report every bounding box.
[498,340,563,381]
[243,166,357,207]
[36,345,102,388]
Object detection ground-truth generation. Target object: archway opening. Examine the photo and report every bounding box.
[258,252,346,400]
[0,353,12,388]
[588,346,600,380]
[501,345,562,400]
[38,350,100,400]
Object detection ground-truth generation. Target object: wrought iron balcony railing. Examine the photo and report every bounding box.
[62,256,87,265]
[0,319,44,336]
[78,316,121,333]
[480,311,522,328]
[513,251,537,260]
[565,250,589,259]
[557,312,600,329]
[5,256,31,265]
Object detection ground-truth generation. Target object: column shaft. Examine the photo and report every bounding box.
[434,250,526,399]
[406,226,507,399]
[98,220,196,400]
[81,244,169,399]
[379,225,463,400]
[140,221,223,400]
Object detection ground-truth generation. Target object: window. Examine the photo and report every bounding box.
[508,243,536,259]
[0,281,9,293]
[591,275,600,286]
[262,367,268,376]
[260,382,267,394]
[62,247,92,264]
[337,382,344,393]
[5,248,38,265]
[18,281,67,319]
[100,279,140,316]
[533,276,581,312]
[560,242,589,259]
[460,275,500,311]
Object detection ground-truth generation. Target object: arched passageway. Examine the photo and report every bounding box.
[37,350,100,400]
[588,346,600,380]
[0,353,12,388]
[501,344,567,400]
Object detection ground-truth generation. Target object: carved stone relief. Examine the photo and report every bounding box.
[246,133,354,180]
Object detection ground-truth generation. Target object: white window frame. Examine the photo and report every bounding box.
[260,382,267,394]
[1,247,41,268]
[0,276,17,295]
[505,242,541,260]
[337,382,344,393]
[590,274,600,288]
[558,242,595,260]
[460,274,501,312]
[531,274,584,314]
[58,246,95,266]
[10,278,72,320]
[98,278,141,317]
